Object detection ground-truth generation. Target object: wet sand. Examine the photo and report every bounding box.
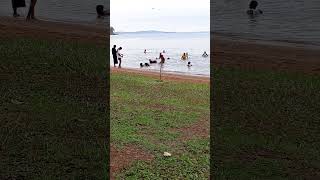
[0,16,107,45]
[212,34,320,75]
[111,67,210,84]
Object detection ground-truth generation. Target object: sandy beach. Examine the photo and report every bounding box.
[111,67,210,83]
[0,16,107,44]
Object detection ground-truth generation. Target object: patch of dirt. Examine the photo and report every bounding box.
[172,117,210,141]
[110,144,154,179]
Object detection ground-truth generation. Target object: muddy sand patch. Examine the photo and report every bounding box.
[110,145,154,179]
[172,118,210,141]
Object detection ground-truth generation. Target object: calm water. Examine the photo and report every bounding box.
[212,0,320,46]
[0,0,108,26]
[110,32,210,77]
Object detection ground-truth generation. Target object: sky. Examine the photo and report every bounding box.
[110,0,210,32]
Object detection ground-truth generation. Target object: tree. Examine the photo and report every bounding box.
[110,26,115,35]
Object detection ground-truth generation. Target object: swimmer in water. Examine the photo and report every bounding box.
[202,51,208,57]
[96,5,109,18]
[247,0,263,15]
[181,53,187,60]
[187,61,192,67]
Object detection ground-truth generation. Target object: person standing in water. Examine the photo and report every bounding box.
[159,53,165,64]
[26,0,37,20]
[112,45,118,67]
[12,0,26,17]
[117,47,123,68]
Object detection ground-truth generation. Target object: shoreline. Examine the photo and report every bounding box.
[1,16,319,75]
[212,34,320,75]
[0,16,108,45]
[111,67,210,84]
[213,32,320,50]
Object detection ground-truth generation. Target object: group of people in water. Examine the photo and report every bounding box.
[141,50,208,68]
[111,46,209,69]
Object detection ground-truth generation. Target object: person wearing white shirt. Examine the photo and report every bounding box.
[117,47,123,68]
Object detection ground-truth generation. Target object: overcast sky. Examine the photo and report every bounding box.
[111,0,210,32]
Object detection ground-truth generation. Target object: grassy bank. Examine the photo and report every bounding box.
[110,73,210,179]
[212,67,320,179]
[0,37,108,179]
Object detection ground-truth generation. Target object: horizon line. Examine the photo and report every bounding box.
[116,30,210,33]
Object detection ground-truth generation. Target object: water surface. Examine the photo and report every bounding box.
[212,0,320,46]
[110,32,210,77]
[0,0,108,26]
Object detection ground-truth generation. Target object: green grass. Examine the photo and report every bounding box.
[212,67,320,179]
[110,73,210,179]
[0,37,108,179]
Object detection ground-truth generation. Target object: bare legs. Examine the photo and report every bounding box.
[118,59,122,68]
[13,7,19,17]
[26,0,37,20]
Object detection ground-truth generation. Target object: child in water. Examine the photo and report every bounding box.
[187,62,192,67]
[202,51,208,57]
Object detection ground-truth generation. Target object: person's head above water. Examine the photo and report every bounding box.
[96,5,105,17]
[249,0,258,9]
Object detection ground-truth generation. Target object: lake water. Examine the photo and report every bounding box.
[110,32,210,77]
[212,0,320,46]
[0,0,108,26]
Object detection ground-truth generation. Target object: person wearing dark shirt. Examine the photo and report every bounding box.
[112,45,118,67]
[96,5,109,18]
[12,0,26,17]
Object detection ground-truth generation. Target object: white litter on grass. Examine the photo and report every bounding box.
[163,152,171,157]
